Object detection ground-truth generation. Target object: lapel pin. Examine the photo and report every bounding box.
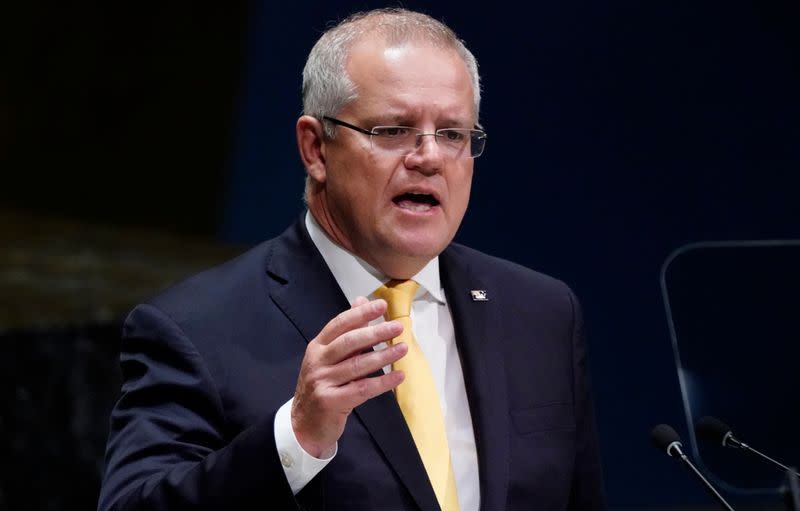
[470,290,488,301]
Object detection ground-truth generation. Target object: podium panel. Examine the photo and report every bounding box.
[662,241,800,495]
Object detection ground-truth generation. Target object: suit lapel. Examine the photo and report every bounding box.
[352,393,441,510]
[266,216,440,511]
[266,217,350,343]
[441,246,510,511]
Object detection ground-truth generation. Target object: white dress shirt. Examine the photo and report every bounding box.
[273,211,479,510]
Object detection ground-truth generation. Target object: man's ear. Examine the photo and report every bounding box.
[296,115,328,185]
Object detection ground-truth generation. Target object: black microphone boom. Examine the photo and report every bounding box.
[695,416,800,478]
[651,423,736,511]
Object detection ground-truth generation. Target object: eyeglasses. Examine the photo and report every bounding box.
[322,116,487,159]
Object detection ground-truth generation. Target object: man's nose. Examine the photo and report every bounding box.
[404,134,443,174]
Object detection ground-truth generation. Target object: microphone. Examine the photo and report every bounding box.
[651,423,736,511]
[695,416,800,478]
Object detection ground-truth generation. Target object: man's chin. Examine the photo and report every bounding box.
[386,232,452,261]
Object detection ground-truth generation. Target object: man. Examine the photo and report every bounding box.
[97,8,606,511]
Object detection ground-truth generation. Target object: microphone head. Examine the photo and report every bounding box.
[651,423,683,456]
[696,416,732,446]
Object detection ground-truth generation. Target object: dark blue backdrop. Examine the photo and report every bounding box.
[218,1,800,508]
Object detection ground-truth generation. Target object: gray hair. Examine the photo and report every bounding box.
[302,8,482,138]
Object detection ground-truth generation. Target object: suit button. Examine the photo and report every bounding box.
[279,450,294,468]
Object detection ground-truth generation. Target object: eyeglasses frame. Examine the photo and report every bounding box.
[321,116,487,158]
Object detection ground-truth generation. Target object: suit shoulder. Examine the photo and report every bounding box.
[141,237,276,325]
[446,242,576,300]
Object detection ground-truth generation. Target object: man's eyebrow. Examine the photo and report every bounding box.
[363,113,474,128]
[366,114,414,126]
[438,116,474,128]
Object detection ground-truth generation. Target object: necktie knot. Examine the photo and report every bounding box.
[374,279,420,320]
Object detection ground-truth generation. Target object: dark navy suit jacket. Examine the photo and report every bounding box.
[97,216,606,511]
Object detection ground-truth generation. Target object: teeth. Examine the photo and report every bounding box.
[397,200,432,212]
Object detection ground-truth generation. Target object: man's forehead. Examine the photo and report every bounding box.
[343,38,475,121]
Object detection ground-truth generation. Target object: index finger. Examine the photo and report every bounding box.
[315,298,387,346]
[351,296,369,308]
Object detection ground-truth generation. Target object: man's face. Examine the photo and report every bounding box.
[319,38,476,275]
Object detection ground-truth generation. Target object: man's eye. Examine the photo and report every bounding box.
[375,127,410,137]
[442,130,466,142]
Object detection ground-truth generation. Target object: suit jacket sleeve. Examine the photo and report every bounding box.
[97,303,302,511]
[566,289,607,510]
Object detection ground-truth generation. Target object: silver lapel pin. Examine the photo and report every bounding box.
[470,289,488,301]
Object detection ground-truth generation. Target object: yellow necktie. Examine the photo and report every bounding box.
[374,280,460,511]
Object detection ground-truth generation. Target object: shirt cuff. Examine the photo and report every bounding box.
[274,397,337,494]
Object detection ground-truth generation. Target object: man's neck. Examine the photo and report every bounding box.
[306,205,430,279]
[304,211,443,305]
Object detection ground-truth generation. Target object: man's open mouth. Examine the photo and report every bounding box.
[393,192,440,212]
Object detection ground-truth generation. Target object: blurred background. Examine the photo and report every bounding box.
[2,1,798,510]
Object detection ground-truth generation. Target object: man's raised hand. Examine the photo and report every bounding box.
[290,297,407,457]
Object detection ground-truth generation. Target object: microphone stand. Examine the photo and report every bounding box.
[728,437,800,510]
[673,451,735,511]
[730,438,800,478]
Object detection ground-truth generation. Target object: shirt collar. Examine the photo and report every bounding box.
[305,211,444,304]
